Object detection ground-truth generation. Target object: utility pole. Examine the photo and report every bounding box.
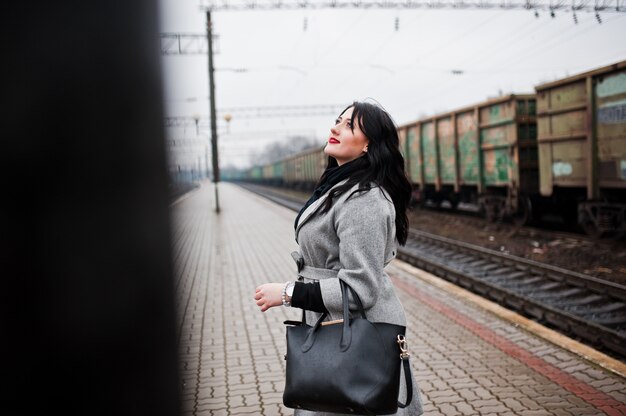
[205,146,210,180]
[206,10,220,213]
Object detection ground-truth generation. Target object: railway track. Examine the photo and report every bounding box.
[401,230,626,357]
[238,182,626,360]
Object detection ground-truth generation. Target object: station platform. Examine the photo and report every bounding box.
[170,181,626,416]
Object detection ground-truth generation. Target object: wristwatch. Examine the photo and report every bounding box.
[282,281,295,307]
[286,282,295,299]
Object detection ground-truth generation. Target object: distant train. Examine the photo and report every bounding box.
[238,60,626,237]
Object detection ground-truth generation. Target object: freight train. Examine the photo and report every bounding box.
[239,60,626,238]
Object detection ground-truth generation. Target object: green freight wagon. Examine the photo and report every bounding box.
[221,168,246,181]
[399,94,537,222]
[248,165,263,181]
[283,146,325,190]
[260,161,284,186]
[536,60,626,236]
[271,160,285,186]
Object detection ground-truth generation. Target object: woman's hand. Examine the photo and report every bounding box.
[254,283,284,312]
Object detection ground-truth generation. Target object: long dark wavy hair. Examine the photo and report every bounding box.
[318,101,412,245]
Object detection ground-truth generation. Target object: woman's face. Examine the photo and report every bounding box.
[324,106,369,166]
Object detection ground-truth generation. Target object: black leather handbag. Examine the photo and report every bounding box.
[283,280,413,415]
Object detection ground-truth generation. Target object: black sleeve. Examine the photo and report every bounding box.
[290,281,328,313]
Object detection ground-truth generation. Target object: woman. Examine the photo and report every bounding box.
[254,101,423,416]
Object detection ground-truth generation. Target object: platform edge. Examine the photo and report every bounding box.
[391,259,626,380]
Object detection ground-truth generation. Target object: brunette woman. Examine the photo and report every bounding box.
[254,101,424,416]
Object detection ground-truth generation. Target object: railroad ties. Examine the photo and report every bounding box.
[399,230,626,360]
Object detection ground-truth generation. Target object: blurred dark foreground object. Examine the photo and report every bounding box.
[1,2,180,415]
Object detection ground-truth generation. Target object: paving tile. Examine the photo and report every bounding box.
[452,401,476,415]
[171,183,626,416]
[437,402,462,415]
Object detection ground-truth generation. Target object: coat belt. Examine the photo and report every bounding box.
[291,251,339,281]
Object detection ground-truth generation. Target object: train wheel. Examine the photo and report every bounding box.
[483,204,500,223]
[579,205,601,238]
[448,195,460,210]
[479,200,492,221]
[512,196,532,227]
[480,196,505,223]
[581,220,603,239]
[583,219,626,240]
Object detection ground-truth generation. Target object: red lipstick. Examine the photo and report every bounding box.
[328,137,340,144]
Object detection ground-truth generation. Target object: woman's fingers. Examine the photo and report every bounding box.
[253,283,282,312]
[254,287,267,312]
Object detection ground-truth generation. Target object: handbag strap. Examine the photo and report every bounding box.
[339,280,369,351]
[340,279,367,319]
[299,281,368,352]
[397,358,413,408]
[298,279,366,326]
[301,312,329,352]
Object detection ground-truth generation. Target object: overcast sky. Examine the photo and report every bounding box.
[158,0,626,169]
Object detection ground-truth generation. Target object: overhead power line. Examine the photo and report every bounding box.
[160,33,219,55]
[200,0,625,13]
[162,1,622,54]
[164,104,346,126]
[220,103,347,117]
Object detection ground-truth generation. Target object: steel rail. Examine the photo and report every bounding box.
[408,229,626,301]
[401,230,626,358]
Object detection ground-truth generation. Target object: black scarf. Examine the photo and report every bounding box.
[294,158,362,230]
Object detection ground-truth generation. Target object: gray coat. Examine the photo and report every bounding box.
[292,180,424,416]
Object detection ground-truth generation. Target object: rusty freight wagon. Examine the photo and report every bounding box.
[536,60,626,237]
[399,94,538,222]
[283,146,325,190]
